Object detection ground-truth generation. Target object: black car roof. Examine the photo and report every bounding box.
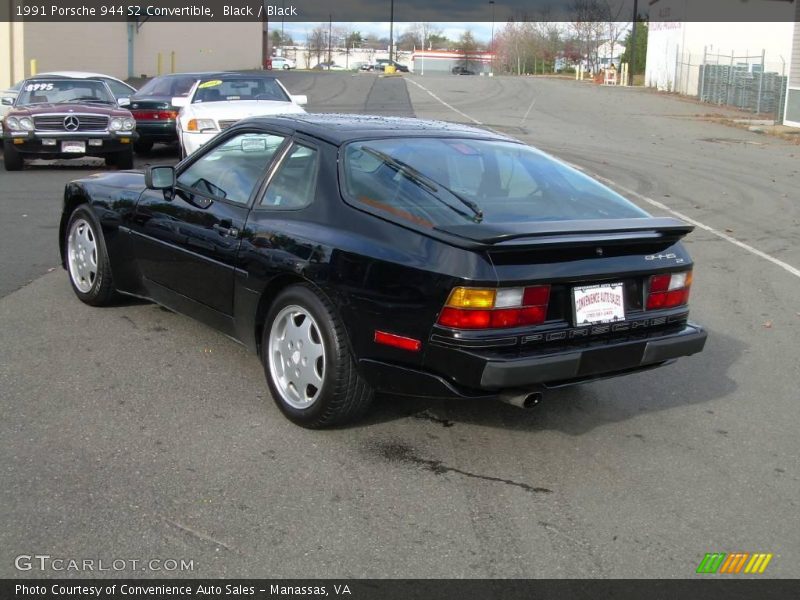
[241,113,515,145]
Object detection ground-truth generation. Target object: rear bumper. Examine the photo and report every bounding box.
[135,122,178,142]
[358,323,707,399]
[479,323,706,388]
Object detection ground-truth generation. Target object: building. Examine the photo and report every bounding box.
[644,0,796,125]
[411,50,493,75]
[785,2,800,127]
[1,21,262,89]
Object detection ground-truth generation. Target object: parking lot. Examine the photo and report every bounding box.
[1,71,799,578]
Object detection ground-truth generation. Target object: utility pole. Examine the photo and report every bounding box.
[629,0,638,86]
[489,1,495,76]
[327,14,332,69]
[389,0,394,63]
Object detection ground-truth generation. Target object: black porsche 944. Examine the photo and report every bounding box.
[59,114,707,427]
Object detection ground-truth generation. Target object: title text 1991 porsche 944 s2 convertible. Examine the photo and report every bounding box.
[59,114,707,428]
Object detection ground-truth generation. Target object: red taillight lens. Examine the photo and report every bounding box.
[522,285,550,306]
[131,110,178,120]
[438,307,492,329]
[437,285,550,329]
[646,271,692,310]
[649,274,671,293]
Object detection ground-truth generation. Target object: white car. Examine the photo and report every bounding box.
[1,71,135,126]
[270,57,296,70]
[174,73,307,156]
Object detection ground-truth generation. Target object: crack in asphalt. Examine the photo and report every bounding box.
[369,441,552,495]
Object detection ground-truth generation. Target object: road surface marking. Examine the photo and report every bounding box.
[406,78,483,125]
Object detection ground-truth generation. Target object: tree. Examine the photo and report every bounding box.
[427,34,450,49]
[363,33,389,50]
[271,30,294,49]
[457,30,481,70]
[345,31,364,49]
[569,0,608,73]
[306,26,326,66]
[620,19,647,74]
[402,22,443,50]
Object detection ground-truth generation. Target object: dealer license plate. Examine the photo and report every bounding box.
[573,282,625,326]
[61,141,86,153]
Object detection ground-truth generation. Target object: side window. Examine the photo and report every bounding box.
[261,144,319,209]
[177,133,286,204]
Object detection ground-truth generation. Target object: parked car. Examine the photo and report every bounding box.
[58,114,707,428]
[174,73,307,156]
[313,62,346,71]
[452,66,476,75]
[128,72,220,154]
[1,71,135,128]
[374,59,409,73]
[2,76,137,171]
[268,57,296,70]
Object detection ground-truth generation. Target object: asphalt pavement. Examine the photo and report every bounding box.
[1,72,798,578]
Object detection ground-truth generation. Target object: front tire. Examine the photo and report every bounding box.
[65,206,116,306]
[113,148,134,170]
[3,144,24,171]
[262,285,374,428]
[134,139,154,155]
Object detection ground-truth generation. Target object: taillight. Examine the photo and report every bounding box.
[437,285,551,329]
[646,271,692,310]
[131,110,178,120]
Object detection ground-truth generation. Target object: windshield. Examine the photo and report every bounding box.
[136,75,198,97]
[191,78,289,104]
[16,79,115,105]
[342,138,649,228]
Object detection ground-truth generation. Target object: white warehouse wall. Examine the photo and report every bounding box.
[646,22,793,94]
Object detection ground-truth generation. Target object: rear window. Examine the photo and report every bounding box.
[341,138,648,228]
[136,76,197,97]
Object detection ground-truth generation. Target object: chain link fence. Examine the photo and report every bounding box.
[674,49,787,123]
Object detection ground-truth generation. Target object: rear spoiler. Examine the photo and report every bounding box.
[434,217,694,248]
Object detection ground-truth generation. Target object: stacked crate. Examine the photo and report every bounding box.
[698,64,787,117]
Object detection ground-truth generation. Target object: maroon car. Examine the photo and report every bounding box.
[2,77,137,171]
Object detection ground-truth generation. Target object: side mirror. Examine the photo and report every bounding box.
[171,96,188,108]
[1,97,13,106]
[117,97,130,107]
[291,94,308,106]
[145,165,176,190]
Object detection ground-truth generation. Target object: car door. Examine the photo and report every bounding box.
[130,130,288,315]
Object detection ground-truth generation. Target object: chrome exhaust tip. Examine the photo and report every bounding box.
[499,390,543,409]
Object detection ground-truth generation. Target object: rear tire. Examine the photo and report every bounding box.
[64,206,116,306]
[134,139,154,155]
[3,144,24,171]
[262,284,374,428]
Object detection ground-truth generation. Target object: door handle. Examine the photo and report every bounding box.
[213,222,239,238]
